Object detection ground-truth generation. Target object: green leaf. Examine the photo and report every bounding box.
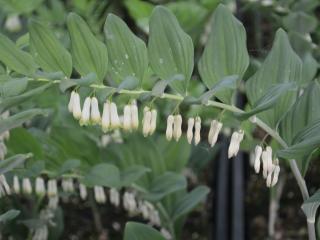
[0,153,32,175]
[171,186,210,220]
[283,12,317,34]
[59,72,97,92]
[117,76,139,92]
[124,222,165,240]
[301,190,320,223]
[82,163,120,188]
[0,108,49,134]
[57,159,81,176]
[144,172,187,201]
[246,29,302,128]
[198,4,249,103]
[104,14,148,86]
[29,20,72,77]
[0,82,52,113]
[67,13,108,82]
[277,119,320,161]
[151,74,184,97]
[148,6,194,96]
[6,128,43,160]
[0,210,20,222]
[23,161,45,178]
[120,165,150,186]
[0,77,28,98]
[301,53,318,85]
[0,33,37,76]
[200,75,238,104]
[237,82,296,120]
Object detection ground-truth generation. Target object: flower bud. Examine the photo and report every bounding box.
[208,120,222,147]
[22,178,32,195]
[79,183,87,200]
[94,186,106,204]
[90,97,101,124]
[35,177,46,196]
[47,179,57,197]
[254,145,263,174]
[271,165,280,187]
[166,115,174,141]
[194,117,201,145]
[13,175,20,194]
[72,92,82,120]
[80,97,91,126]
[101,101,111,132]
[228,130,244,158]
[68,91,75,113]
[187,118,194,144]
[109,188,120,207]
[123,105,132,131]
[131,102,139,130]
[173,115,182,141]
[110,102,120,128]
[142,107,152,137]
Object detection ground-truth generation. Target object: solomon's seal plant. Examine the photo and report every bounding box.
[0,2,319,240]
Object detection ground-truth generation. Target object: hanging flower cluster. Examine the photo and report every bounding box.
[4,175,162,226]
[253,145,280,187]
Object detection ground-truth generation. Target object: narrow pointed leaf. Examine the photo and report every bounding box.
[148,6,194,95]
[246,29,302,128]
[171,186,210,220]
[104,14,148,86]
[0,153,32,175]
[0,77,28,98]
[29,20,72,77]
[198,4,249,103]
[0,34,37,76]
[67,13,108,82]
[0,210,20,222]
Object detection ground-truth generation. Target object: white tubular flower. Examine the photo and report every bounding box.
[109,188,120,207]
[35,177,46,196]
[161,228,172,240]
[123,104,132,131]
[94,186,106,204]
[4,15,21,32]
[254,145,263,174]
[72,92,82,120]
[48,196,59,210]
[139,201,149,219]
[131,101,139,130]
[110,102,120,128]
[13,175,20,194]
[22,178,32,195]
[0,175,10,195]
[149,109,157,135]
[208,120,222,147]
[80,97,91,126]
[166,115,174,141]
[271,165,281,187]
[266,146,273,173]
[194,117,201,145]
[150,209,161,226]
[62,178,74,193]
[187,118,194,144]
[47,179,57,197]
[68,90,75,113]
[266,171,273,187]
[101,101,111,132]
[173,114,182,141]
[90,97,101,125]
[0,143,7,160]
[228,130,244,159]
[79,183,87,200]
[142,107,152,137]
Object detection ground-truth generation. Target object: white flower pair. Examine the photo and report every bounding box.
[61,178,74,193]
[253,145,280,187]
[79,183,87,200]
[186,117,201,145]
[142,107,157,137]
[166,114,182,141]
[228,130,244,158]
[123,191,137,213]
[208,120,223,147]
[101,100,121,132]
[123,102,139,131]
